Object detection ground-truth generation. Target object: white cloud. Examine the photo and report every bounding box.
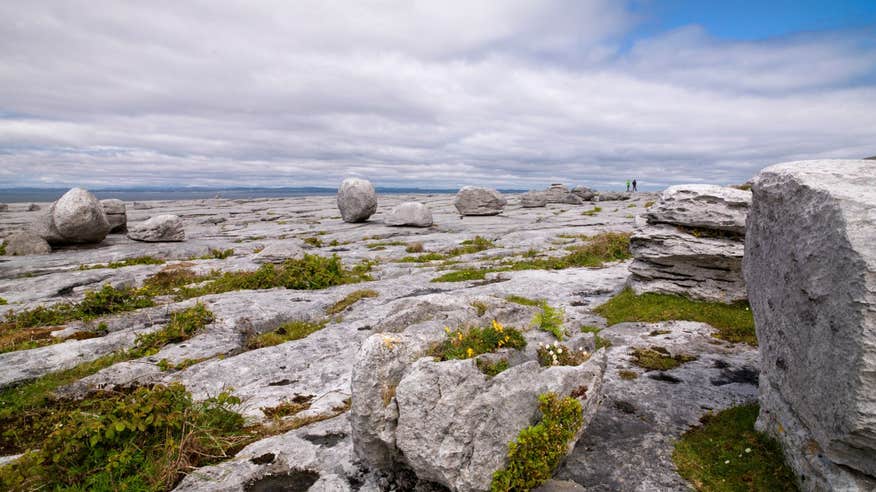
[0,1,874,190]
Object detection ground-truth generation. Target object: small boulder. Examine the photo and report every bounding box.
[0,203,7,212]
[2,231,51,255]
[127,215,185,242]
[36,188,111,245]
[337,178,378,223]
[253,242,306,264]
[385,202,433,227]
[454,186,507,216]
[571,186,596,201]
[595,191,629,202]
[26,203,40,211]
[520,191,548,208]
[100,199,127,233]
[545,184,583,204]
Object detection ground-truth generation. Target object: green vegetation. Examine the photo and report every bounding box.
[505,295,541,307]
[261,395,313,420]
[471,301,488,317]
[619,370,638,380]
[367,241,405,250]
[129,304,214,358]
[0,383,246,491]
[405,242,424,253]
[245,319,328,349]
[431,268,488,282]
[581,206,602,216]
[491,393,584,491]
[303,236,323,247]
[476,358,509,377]
[400,236,494,263]
[627,203,637,208]
[176,255,372,300]
[0,241,5,255]
[143,266,210,293]
[1,285,155,353]
[326,289,378,315]
[433,321,526,360]
[631,346,697,371]
[0,298,6,306]
[80,256,166,270]
[201,248,234,260]
[644,200,656,208]
[537,342,590,366]
[677,225,741,240]
[399,252,447,263]
[581,325,613,350]
[532,301,565,339]
[594,289,756,346]
[673,403,798,492]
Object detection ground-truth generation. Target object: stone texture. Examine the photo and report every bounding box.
[253,241,306,264]
[2,231,51,256]
[26,203,40,211]
[0,203,7,212]
[520,191,548,208]
[385,202,433,227]
[36,188,111,245]
[454,186,507,216]
[744,160,876,490]
[629,184,748,303]
[571,186,596,201]
[595,191,630,202]
[544,184,583,204]
[337,178,377,223]
[127,214,185,242]
[646,184,751,234]
[101,199,127,233]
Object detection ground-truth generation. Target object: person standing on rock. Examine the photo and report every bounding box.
[626,179,630,192]
[632,179,638,192]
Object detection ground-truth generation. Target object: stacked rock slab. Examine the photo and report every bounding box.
[454,186,507,216]
[544,184,583,204]
[101,199,127,233]
[385,202,433,227]
[744,160,876,491]
[34,187,111,245]
[337,178,377,223]
[570,186,595,201]
[520,191,548,208]
[628,184,750,303]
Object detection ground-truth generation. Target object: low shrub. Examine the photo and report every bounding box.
[261,394,313,419]
[532,301,565,340]
[476,358,510,377]
[129,304,214,358]
[303,237,323,247]
[594,288,756,346]
[433,320,526,360]
[673,403,797,491]
[631,346,697,371]
[201,248,234,260]
[491,392,584,491]
[245,319,328,349]
[405,242,424,253]
[326,289,378,315]
[537,341,591,366]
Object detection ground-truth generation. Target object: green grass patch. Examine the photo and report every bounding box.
[491,392,584,491]
[619,370,638,380]
[532,301,565,340]
[303,236,323,247]
[79,256,166,270]
[644,200,655,208]
[326,289,378,315]
[505,295,541,307]
[129,304,214,358]
[0,298,6,306]
[433,321,526,360]
[593,288,756,346]
[200,248,234,260]
[631,346,697,371]
[400,236,494,263]
[476,358,509,377]
[0,383,247,491]
[503,231,631,271]
[581,206,602,216]
[431,268,489,282]
[0,241,6,255]
[399,252,448,263]
[245,319,328,349]
[471,301,488,317]
[673,403,798,492]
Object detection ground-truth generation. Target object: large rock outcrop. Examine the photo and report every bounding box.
[100,199,127,233]
[454,187,507,216]
[520,191,548,208]
[628,184,750,302]
[337,178,377,223]
[544,184,583,205]
[570,186,595,201]
[34,188,111,245]
[744,160,876,491]
[127,214,185,242]
[385,202,433,227]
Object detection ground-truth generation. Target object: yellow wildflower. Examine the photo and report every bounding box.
[467,347,474,358]
[444,326,451,334]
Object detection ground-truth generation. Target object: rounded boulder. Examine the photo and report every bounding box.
[337,178,377,223]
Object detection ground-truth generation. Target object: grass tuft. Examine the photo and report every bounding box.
[326,289,378,315]
[631,346,697,371]
[245,319,328,349]
[505,295,541,307]
[532,301,565,340]
[79,256,166,270]
[673,403,798,492]
[476,358,509,377]
[594,289,756,346]
[581,206,602,216]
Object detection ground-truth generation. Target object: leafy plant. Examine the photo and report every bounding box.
[79,256,166,270]
[201,248,234,260]
[130,304,214,358]
[433,321,526,360]
[303,236,323,247]
[537,341,591,366]
[532,301,565,340]
[491,393,584,491]
[476,358,509,377]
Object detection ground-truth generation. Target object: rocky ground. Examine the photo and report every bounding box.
[0,192,760,491]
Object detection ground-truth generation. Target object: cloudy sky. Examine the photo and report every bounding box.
[1,1,875,191]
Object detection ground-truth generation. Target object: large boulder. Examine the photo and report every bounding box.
[385,202,433,227]
[646,184,750,234]
[2,231,51,255]
[520,191,548,208]
[744,160,876,490]
[570,186,596,201]
[34,188,111,245]
[629,184,750,303]
[454,186,507,216]
[543,184,583,204]
[337,178,377,223]
[100,199,127,233]
[127,214,185,242]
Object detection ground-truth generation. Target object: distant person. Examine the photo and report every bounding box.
[626,179,630,192]
[632,179,638,192]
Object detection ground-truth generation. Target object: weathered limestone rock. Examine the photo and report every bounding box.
[127,214,185,242]
[337,178,377,223]
[454,186,507,216]
[570,186,595,201]
[2,231,51,256]
[629,184,749,303]
[35,188,111,245]
[520,191,548,208]
[595,191,629,202]
[646,184,750,234]
[253,242,306,264]
[544,184,583,204]
[100,199,127,233]
[0,203,7,212]
[26,203,40,211]
[744,160,876,490]
[385,202,433,227]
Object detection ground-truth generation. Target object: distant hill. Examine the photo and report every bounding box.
[865,156,876,160]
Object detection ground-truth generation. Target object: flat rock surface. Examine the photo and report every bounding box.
[0,191,758,491]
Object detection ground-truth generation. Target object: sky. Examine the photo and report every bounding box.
[1,1,875,191]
